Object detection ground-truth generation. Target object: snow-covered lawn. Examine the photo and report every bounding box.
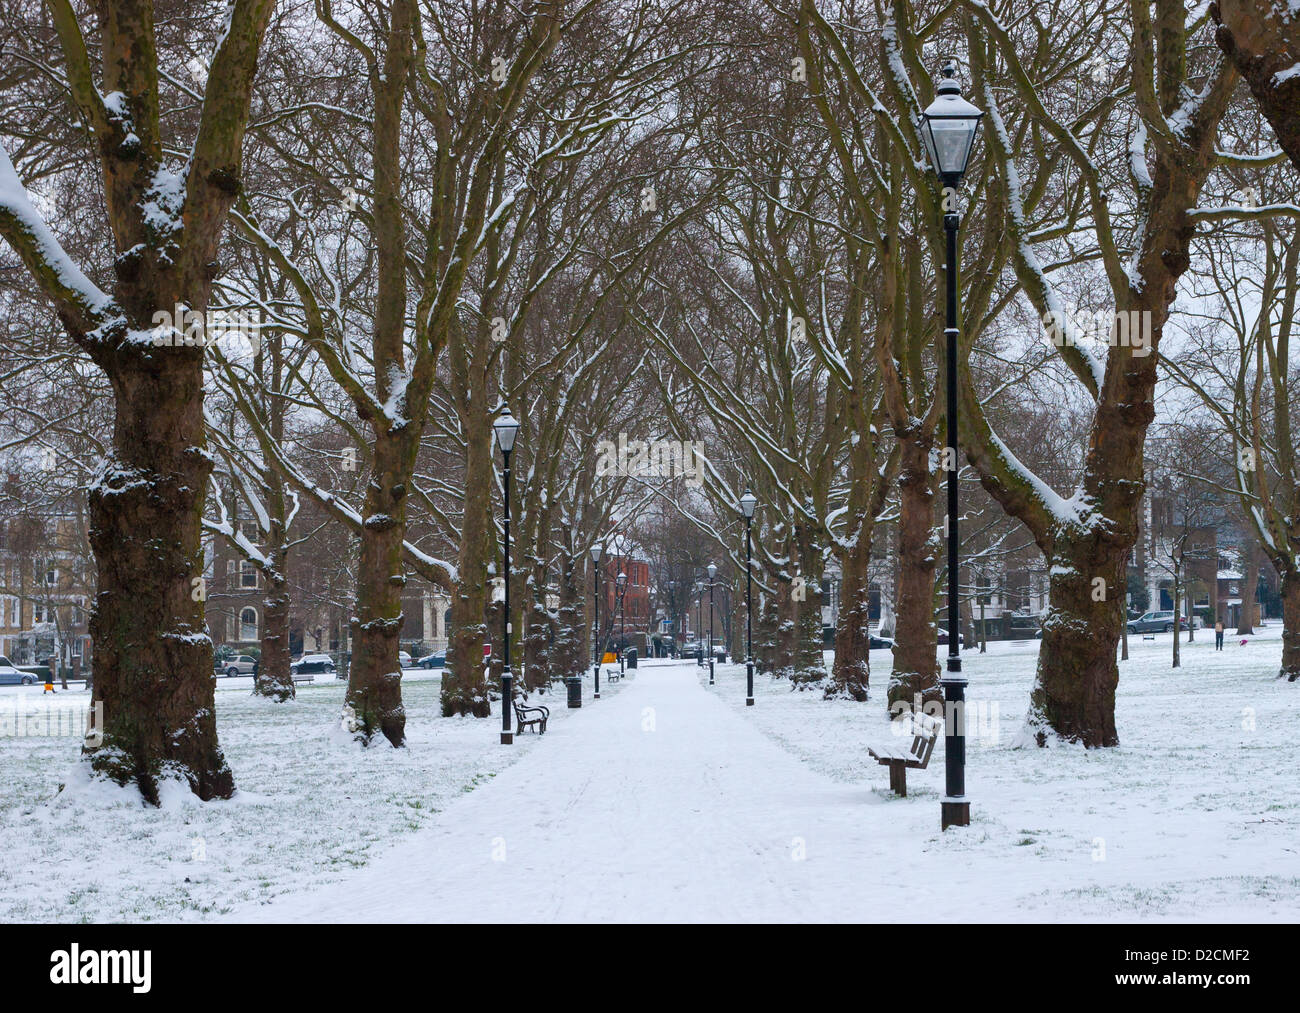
[704,627,1300,919]
[0,668,608,922]
[1,631,1296,922]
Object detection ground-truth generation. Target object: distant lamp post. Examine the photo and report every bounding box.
[492,406,520,746]
[696,583,704,667]
[590,544,603,699]
[921,60,982,830]
[616,571,628,674]
[707,562,717,685]
[666,580,676,658]
[739,491,758,706]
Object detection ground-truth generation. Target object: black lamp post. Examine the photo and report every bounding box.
[921,60,982,830]
[492,406,520,746]
[740,491,758,706]
[707,562,717,685]
[696,583,704,667]
[666,580,676,658]
[590,544,603,699]
[616,571,627,674]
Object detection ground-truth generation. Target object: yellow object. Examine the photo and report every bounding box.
[602,652,616,664]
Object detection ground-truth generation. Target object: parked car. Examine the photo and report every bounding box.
[868,634,895,649]
[935,630,965,646]
[418,652,445,669]
[221,654,258,677]
[398,651,416,669]
[0,656,36,686]
[290,653,335,679]
[1127,610,1188,634]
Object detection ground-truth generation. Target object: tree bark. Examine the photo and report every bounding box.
[827,521,872,700]
[551,550,583,683]
[1280,569,1300,681]
[85,352,233,803]
[347,433,408,744]
[1024,533,1123,747]
[443,411,494,716]
[256,569,294,702]
[887,435,940,710]
[1238,539,1261,635]
[342,0,421,746]
[1211,1,1300,172]
[1172,572,1181,668]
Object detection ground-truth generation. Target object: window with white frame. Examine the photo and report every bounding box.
[239,607,258,641]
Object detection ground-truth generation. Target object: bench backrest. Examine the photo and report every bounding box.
[910,711,943,765]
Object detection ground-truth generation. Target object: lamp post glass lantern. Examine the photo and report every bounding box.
[493,408,520,745]
[922,62,982,829]
[739,491,757,705]
[920,62,984,187]
[590,544,603,699]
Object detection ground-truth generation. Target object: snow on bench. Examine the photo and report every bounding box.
[867,711,942,797]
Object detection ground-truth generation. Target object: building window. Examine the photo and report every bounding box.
[240,561,257,589]
[239,607,258,641]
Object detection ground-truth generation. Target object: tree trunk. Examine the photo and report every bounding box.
[523,559,551,691]
[756,590,777,674]
[827,521,872,700]
[1212,1,1300,172]
[443,413,494,716]
[1172,574,1181,668]
[256,570,294,702]
[551,551,583,683]
[1280,569,1300,681]
[1024,537,1123,747]
[789,526,826,687]
[83,350,233,803]
[347,432,407,745]
[887,435,940,710]
[1238,539,1261,635]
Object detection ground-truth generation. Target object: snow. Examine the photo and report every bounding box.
[0,144,114,318]
[4,634,1298,922]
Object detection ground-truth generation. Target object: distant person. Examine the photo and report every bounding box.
[1214,618,1224,651]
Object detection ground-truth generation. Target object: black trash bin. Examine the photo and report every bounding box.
[626,648,637,670]
[565,676,582,709]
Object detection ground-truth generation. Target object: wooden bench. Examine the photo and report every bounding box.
[513,700,549,735]
[868,712,941,797]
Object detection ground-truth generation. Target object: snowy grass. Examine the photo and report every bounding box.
[0,668,604,922]
[3,631,1296,922]
[701,627,1300,920]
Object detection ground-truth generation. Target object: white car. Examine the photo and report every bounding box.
[398,651,416,669]
[0,656,36,686]
[221,654,258,677]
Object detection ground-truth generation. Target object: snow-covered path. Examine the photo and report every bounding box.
[238,661,905,922]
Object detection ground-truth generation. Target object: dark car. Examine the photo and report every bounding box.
[418,652,445,669]
[290,653,335,680]
[1127,610,1187,634]
[935,630,965,646]
[869,634,895,649]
